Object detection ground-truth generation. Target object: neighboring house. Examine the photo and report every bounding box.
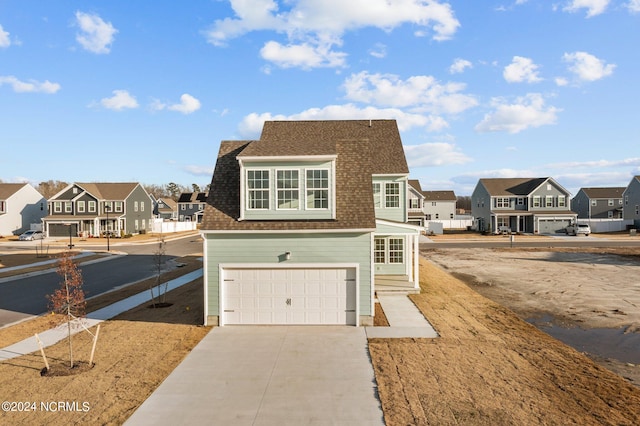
[623,176,640,228]
[407,180,426,227]
[0,183,46,237]
[422,191,457,221]
[200,119,420,327]
[471,177,576,234]
[43,182,154,237]
[153,197,178,220]
[177,192,208,222]
[572,187,624,219]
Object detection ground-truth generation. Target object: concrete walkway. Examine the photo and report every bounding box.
[366,294,439,338]
[125,326,385,426]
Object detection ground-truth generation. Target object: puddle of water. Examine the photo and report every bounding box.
[526,317,640,365]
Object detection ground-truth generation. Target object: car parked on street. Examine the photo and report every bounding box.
[18,230,45,241]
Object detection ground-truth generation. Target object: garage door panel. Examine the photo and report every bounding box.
[222,267,357,325]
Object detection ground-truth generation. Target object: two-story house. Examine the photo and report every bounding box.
[407,180,426,227]
[43,182,154,237]
[200,120,420,327]
[472,177,576,234]
[623,176,640,228]
[0,183,46,237]
[177,192,208,222]
[572,187,624,219]
[153,197,178,220]
[422,190,457,221]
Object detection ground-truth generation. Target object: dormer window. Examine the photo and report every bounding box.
[306,169,328,209]
[277,170,299,209]
[248,170,270,210]
[385,183,400,208]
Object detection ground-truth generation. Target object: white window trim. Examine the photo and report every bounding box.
[305,168,330,211]
[384,182,401,209]
[246,169,271,211]
[374,236,405,264]
[88,201,96,213]
[275,169,301,211]
[77,200,85,213]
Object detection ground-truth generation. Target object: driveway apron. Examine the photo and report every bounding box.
[125,326,385,425]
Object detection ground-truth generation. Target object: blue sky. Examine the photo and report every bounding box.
[1,1,639,196]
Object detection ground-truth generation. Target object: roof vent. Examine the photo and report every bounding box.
[369,119,372,127]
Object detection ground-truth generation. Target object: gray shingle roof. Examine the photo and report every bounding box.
[579,187,625,199]
[75,182,139,200]
[422,190,456,201]
[479,178,549,196]
[0,183,28,200]
[201,120,409,231]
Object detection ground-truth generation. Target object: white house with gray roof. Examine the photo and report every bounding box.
[0,183,46,237]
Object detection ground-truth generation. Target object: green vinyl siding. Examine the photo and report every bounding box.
[372,176,407,222]
[204,232,372,317]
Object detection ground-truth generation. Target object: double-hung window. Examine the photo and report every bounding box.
[306,169,328,209]
[533,196,541,208]
[558,196,566,208]
[277,170,299,209]
[373,183,381,208]
[65,201,72,213]
[88,201,96,213]
[388,238,404,263]
[496,197,509,208]
[374,238,386,263]
[374,237,404,264]
[545,196,554,208]
[77,201,85,213]
[248,170,270,209]
[385,183,400,208]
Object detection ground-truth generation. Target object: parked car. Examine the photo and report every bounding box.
[19,230,45,241]
[565,223,591,236]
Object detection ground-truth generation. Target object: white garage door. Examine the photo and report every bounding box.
[222,267,357,325]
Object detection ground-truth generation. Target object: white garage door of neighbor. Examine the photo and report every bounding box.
[222,267,357,325]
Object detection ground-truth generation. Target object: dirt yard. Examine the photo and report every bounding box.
[369,259,640,425]
[423,246,640,384]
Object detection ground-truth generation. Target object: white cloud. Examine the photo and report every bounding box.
[562,51,615,82]
[168,94,201,114]
[238,104,446,138]
[260,40,347,69]
[449,58,472,74]
[0,75,61,93]
[546,157,640,170]
[99,90,139,111]
[503,56,543,83]
[563,0,610,17]
[555,76,569,86]
[75,11,118,54]
[369,43,387,59]
[0,24,10,48]
[342,71,478,115]
[151,94,202,114]
[474,93,560,134]
[404,142,472,167]
[628,0,640,12]
[204,0,459,69]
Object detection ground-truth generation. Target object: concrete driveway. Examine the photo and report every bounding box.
[125,326,385,425]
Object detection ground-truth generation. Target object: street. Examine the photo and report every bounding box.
[0,234,203,327]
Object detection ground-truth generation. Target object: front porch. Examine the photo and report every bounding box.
[375,274,420,294]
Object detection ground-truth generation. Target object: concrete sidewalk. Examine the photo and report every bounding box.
[125,326,385,426]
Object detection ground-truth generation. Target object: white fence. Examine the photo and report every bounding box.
[577,219,633,233]
[426,219,474,231]
[151,219,197,234]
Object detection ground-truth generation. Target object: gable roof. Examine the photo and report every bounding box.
[0,183,29,200]
[578,187,625,199]
[479,178,563,196]
[408,180,422,192]
[202,120,409,231]
[422,190,456,201]
[50,182,141,201]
